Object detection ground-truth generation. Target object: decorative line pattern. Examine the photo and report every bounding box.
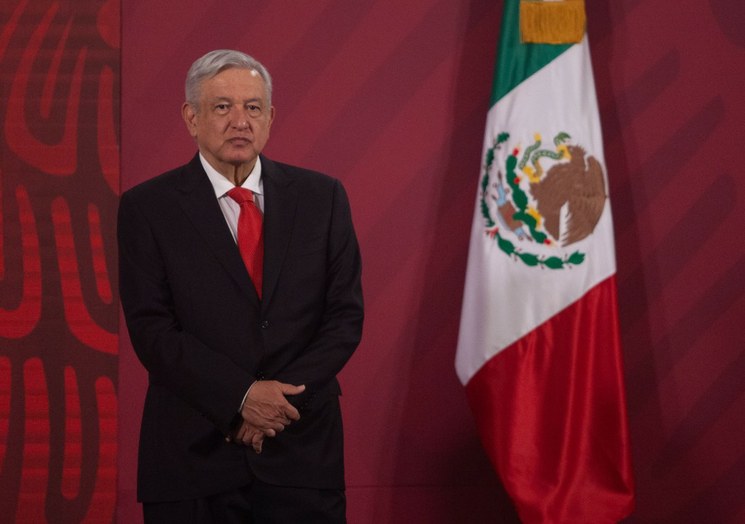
[0,0,119,521]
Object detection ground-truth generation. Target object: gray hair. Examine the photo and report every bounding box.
[184,49,273,108]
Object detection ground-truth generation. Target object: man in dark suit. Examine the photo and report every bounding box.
[118,49,363,523]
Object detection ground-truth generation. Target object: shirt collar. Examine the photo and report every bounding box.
[200,153,263,198]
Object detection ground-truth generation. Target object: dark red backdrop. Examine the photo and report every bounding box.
[1,1,744,523]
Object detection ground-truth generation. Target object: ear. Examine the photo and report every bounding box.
[267,105,276,130]
[182,102,198,138]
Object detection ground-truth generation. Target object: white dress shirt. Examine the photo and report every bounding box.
[200,152,264,243]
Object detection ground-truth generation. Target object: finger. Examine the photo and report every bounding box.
[252,434,263,454]
[240,425,257,445]
[280,383,306,396]
[283,405,301,422]
[259,420,284,433]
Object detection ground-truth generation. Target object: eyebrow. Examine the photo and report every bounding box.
[209,96,264,105]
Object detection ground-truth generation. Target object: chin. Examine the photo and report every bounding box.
[224,153,255,165]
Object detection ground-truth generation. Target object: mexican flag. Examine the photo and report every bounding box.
[455,1,635,522]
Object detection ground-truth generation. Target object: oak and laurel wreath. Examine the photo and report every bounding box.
[480,132,586,269]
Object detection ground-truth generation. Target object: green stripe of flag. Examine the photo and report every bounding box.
[491,0,572,106]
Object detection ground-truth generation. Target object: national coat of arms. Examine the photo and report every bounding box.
[480,131,607,269]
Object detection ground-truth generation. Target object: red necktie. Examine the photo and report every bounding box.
[227,187,263,298]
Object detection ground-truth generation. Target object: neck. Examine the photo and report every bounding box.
[223,159,256,186]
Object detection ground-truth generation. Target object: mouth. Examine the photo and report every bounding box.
[228,137,251,145]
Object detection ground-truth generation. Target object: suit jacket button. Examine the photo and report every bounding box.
[260,320,270,329]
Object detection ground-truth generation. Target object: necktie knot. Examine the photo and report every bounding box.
[227,186,256,207]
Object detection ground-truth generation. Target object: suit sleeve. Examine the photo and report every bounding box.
[275,179,364,389]
[117,190,251,435]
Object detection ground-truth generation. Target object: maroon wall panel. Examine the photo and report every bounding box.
[119,1,744,523]
[1,0,120,522]
[591,1,745,522]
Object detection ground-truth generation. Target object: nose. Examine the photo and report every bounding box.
[232,106,251,129]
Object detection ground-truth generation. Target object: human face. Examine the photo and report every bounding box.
[182,67,275,182]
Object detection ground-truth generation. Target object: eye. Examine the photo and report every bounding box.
[246,104,263,117]
[214,103,230,114]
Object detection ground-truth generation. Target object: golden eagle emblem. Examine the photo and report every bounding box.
[480,131,607,269]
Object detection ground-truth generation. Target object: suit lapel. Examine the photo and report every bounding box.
[176,154,258,299]
[261,156,298,309]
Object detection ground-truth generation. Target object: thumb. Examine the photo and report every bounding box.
[280,383,306,396]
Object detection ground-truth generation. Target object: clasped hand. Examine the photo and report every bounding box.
[230,380,305,454]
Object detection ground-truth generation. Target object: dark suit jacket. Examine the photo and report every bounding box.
[118,154,363,502]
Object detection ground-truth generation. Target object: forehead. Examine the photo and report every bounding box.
[201,68,267,100]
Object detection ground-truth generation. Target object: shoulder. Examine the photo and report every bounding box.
[262,156,339,190]
[121,155,202,203]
